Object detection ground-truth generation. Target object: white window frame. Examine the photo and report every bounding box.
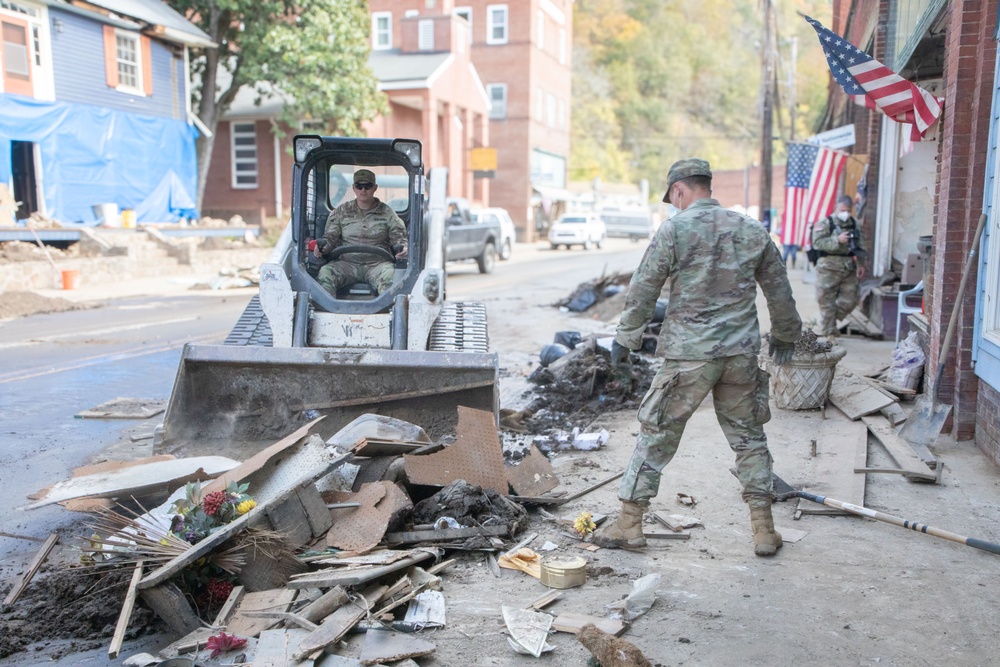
[537,10,544,50]
[404,9,418,18]
[371,11,392,50]
[486,4,508,45]
[230,121,259,189]
[454,6,472,43]
[559,28,566,64]
[984,150,1000,346]
[418,18,434,50]
[114,29,143,95]
[487,83,507,119]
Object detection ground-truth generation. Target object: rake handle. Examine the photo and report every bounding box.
[795,490,1000,556]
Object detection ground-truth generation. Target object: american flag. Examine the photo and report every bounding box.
[805,15,943,141]
[781,143,847,248]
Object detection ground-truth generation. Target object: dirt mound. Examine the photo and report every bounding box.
[0,567,160,659]
[764,330,833,356]
[0,291,88,320]
[0,240,76,263]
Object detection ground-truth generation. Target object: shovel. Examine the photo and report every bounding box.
[772,473,1000,556]
[897,213,987,448]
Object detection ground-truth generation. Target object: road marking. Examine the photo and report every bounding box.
[0,317,200,350]
[0,331,224,384]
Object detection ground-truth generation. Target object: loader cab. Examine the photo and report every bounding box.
[290,136,425,315]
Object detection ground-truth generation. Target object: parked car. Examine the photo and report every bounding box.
[548,213,607,250]
[600,207,655,241]
[442,198,502,273]
[471,207,516,260]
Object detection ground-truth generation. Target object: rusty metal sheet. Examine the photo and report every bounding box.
[505,444,559,497]
[403,406,508,494]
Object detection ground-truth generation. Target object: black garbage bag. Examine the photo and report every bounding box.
[565,287,599,312]
[539,343,571,367]
[652,298,668,323]
[554,331,582,349]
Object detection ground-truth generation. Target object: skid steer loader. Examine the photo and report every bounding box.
[160,136,498,451]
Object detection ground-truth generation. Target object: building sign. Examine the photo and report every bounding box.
[530,148,566,189]
[470,147,497,179]
[807,124,856,150]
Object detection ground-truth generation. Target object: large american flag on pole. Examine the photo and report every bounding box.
[805,15,943,141]
[781,143,848,248]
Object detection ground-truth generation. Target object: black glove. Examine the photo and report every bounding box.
[768,337,795,366]
[316,238,332,255]
[611,341,632,368]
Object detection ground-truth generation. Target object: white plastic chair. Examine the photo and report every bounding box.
[896,280,923,343]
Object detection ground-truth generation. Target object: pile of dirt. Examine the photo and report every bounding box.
[0,291,88,320]
[764,330,833,356]
[0,567,160,659]
[410,480,528,537]
[556,272,632,313]
[0,240,76,263]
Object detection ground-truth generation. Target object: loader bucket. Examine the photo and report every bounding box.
[160,344,498,454]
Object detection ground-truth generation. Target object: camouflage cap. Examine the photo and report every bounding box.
[662,158,712,203]
[354,168,376,185]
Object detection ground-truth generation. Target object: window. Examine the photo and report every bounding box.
[371,11,391,50]
[454,6,472,43]
[231,122,258,189]
[559,28,566,64]
[115,32,141,92]
[487,83,506,119]
[486,4,508,45]
[537,10,544,50]
[2,21,29,80]
[418,19,434,50]
[404,9,419,18]
[536,87,543,121]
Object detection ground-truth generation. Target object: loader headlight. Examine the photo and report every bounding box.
[294,136,322,163]
[393,140,422,167]
[423,272,440,302]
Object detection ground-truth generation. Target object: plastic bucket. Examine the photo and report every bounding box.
[121,209,137,228]
[92,203,120,227]
[61,269,81,290]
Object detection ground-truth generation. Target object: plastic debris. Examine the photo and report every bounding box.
[605,572,662,622]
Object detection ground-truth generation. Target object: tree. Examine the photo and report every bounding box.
[166,0,387,209]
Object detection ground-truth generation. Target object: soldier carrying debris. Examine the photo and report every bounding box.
[593,158,803,557]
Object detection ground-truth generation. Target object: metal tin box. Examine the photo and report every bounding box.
[540,556,587,589]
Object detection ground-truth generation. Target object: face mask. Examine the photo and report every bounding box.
[837,211,850,222]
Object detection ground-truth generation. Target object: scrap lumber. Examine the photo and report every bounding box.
[403,590,447,628]
[158,628,217,658]
[297,483,334,536]
[253,628,313,667]
[359,629,436,665]
[213,585,245,627]
[293,585,388,661]
[373,567,440,616]
[352,438,435,457]
[524,590,562,611]
[265,491,313,548]
[225,588,298,638]
[139,582,202,636]
[796,406,867,516]
[243,611,318,632]
[552,612,626,637]
[861,415,938,482]
[643,527,691,540]
[0,531,46,543]
[287,549,438,589]
[879,403,908,427]
[300,586,350,624]
[108,560,144,659]
[2,533,58,606]
[829,370,895,420]
[383,524,509,545]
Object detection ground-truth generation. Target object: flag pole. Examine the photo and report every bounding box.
[759,0,775,224]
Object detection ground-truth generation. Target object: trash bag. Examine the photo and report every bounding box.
[565,287,599,312]
[553,331,582,349]
[539,343,571,367]
[604,284,625,298]
[888,332,925,390]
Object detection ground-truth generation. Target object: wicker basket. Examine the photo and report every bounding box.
[767,346,847,410]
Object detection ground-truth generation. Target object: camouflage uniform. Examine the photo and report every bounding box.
[318,198,406,295]
[615,198,802,508]
[811,214,861,336]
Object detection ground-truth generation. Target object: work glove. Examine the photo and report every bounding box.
[316,238,332,255]
[768,337,795,366]
[610,341,632,368]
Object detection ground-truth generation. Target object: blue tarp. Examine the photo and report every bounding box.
[0,94,199,223]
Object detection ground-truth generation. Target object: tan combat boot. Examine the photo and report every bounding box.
[592,500,647,549]
[750,504,783,557]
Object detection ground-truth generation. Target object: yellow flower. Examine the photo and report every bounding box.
[573,511,597,537]
[236,499,257,515]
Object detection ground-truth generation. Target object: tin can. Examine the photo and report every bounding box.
[539,556,587,589]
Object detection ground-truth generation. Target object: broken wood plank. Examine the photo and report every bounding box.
[829,371,895,420]
[3,533,58,606]
[870,379,917,396]
[287,549,437,589]
[158,627,216,658]
[643,527,692,540]
[561,471,625,503]
[293,585,388,661]
[879,402,908,427]
[552,612,625,637]
[859,376,903,401]
[524,590,562,611]
[505,443,559,497]
[139,582,201,636]
[0,531,46,543]
[383,525,509,545]
[796,406,868,516]
[862,415,938,482]
[265,491,312,548]
[352,438,434,457]
[359,628,436,666]
[253,628,312,667]
[225,588,298,638]
[300,586,350,624]
[213,584,245,627]
[108,560,144,659]
[403,590,446,627]
[243,611,318,632]
[297,484,333,537]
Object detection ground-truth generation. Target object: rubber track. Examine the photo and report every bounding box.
[223,295,273,347]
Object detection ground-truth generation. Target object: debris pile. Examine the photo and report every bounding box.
[0,291,87,321]
[0,239,76,263]
[556,271,632,314]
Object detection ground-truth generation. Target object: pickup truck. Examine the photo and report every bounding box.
[442,197,501,273]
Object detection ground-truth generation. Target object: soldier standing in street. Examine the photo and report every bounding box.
[812,195,865,337]
[593,158,803,557]
[314,168,408,296]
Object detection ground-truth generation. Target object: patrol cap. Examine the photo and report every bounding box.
[354,168,376,185]
[662,158,712,203]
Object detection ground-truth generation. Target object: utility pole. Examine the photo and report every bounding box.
[759,0,775,224]
[789,36,798,141]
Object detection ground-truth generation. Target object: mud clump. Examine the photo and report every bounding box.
[0,566,160,659]
[410,480,528,546]
[764,330,833,356]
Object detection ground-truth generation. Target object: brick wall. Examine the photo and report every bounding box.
[928,0,998,440]
[710,166,786,213]
[978,382,1000,467]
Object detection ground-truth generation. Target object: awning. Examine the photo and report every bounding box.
[531,184,576,202]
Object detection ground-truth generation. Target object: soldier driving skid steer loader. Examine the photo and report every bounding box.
[160,136,498,452]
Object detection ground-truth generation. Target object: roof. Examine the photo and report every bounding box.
[224,81,290,120]
[44,0,214,47]
[368,50,453,90]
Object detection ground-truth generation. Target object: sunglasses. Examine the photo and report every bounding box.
[354,182,375,191]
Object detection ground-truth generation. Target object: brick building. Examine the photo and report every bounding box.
[826,1,1000,463]
[367,0,574,241]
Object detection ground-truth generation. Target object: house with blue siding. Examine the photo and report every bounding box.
[0,0,213,224]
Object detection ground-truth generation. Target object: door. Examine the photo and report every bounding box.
[2,16,34,97]
[11,141,38,220]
